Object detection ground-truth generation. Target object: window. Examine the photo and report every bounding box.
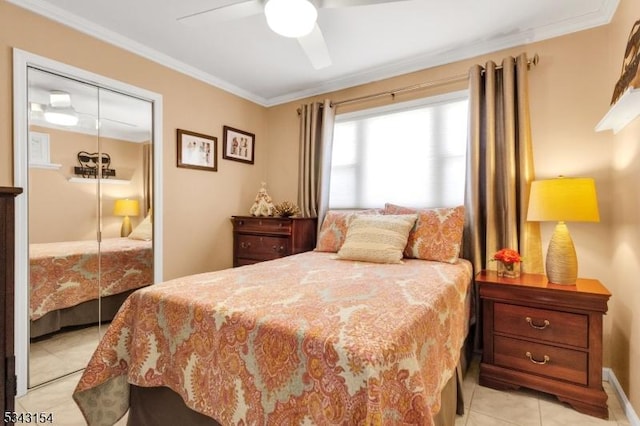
[329,91,469,209]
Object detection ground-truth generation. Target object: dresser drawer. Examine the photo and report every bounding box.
[494,335,588,385]
[236,234,289,261]
[494,303,588,348]
[233,217,292,234]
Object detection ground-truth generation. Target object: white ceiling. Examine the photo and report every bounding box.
[10,0,619,106]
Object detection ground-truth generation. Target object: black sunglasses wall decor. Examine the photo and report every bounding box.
[74,151,115,179]
[222,126,255,165]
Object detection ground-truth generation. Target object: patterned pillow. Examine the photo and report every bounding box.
[315,209,383,252]
[384,203,465,263]
[335,214,418,264]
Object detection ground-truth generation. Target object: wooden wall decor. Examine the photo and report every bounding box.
[612,19,640,105]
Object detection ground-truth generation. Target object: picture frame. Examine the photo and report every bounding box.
[177,129,217,171]
[222,125,255,164]
[29,131,51,165]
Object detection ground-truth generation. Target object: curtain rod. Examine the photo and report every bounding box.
[331,53,539,109]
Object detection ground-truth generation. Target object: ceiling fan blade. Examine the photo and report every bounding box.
[297,24,332,70]
[177,0,263,26]
[319,0,410,7]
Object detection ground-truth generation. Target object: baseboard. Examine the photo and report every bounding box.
[603,367,640,426]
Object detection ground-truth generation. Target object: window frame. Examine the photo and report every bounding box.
[329,90,469,209]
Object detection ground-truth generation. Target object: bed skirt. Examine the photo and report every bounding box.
[127,364,464,426]
[126,340,471,426]
[30,290,134,339]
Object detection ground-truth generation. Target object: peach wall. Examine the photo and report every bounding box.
[265,3,640,416]
[0,1,268,279]
[609,0,640,415]
[28,126,145,243]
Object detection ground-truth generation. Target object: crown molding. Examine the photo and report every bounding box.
[6,0,270,106]
[266,0,620,106]
[8,0,619,107]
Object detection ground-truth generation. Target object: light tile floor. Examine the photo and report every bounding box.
[457,357,631,426]
[29,325,102,387]
[16,355,631,425]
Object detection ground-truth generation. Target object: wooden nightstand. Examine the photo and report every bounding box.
[477,271,611,419]
[231,216,317,267]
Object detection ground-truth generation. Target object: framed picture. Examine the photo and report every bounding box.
[222,125,255,164]
[29,131,51,165]
[177,129,217,171]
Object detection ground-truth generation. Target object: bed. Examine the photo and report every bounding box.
[29,237,153,338]
[73,207,472,425]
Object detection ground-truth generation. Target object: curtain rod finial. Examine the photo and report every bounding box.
[530,53,539,68]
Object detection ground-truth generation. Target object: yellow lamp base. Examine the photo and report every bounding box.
[545,221,577,285]
[120,216,132,237]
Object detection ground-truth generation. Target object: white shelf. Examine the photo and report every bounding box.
[29,162,61,170]
[596,87,640,134]
[68,177,130,185]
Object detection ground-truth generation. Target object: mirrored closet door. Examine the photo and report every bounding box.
[26,67,154,387]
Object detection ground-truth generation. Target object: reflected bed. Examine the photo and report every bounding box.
[29,237,152,338]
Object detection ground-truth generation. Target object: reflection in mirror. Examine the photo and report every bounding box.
[27,68,153,387]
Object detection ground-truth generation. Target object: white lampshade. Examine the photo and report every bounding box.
[264,0,317,38]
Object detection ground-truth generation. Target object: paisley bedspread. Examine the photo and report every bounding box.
[73,251,472,426]
[30,238,152,321]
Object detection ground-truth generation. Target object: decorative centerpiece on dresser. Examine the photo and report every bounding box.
[231,216,317,267]
[1,187,23,424]
[477,270,611,419]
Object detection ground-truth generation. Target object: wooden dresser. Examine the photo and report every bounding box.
[477,271,611,419]
[231,216,317,267]
[1,187,22,423]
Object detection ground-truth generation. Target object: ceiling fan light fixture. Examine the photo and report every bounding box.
[43,90,79,126]
[265,0,317,38]
[43,106,79,126]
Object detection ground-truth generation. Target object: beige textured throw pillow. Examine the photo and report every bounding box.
[128,214,152,241]
[336,214,418,264]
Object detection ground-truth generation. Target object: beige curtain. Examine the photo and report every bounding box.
[463,54,544,275]
[298,99,335,228]
[142,142,152,217]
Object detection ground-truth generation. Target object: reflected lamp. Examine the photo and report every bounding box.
[527,177,600,284]
[113,199,140,237]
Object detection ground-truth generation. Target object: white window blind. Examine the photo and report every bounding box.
[329,91,469,209]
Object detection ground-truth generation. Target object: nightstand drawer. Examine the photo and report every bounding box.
[233,217,292,234]
[494,335,587,385]
[236,234,289,261]
[494,303,588,348]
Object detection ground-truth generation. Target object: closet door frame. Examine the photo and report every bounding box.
[12,48,164,397]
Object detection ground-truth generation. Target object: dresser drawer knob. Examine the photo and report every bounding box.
[525,351,550,365]
[240,242,252,249]
[525,317,550,330]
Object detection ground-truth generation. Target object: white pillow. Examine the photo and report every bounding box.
[128,214,152,241]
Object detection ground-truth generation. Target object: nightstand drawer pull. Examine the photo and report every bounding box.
[525,317,550,330]
[272,245,285,252]
[525,351,550,365]
[240,242,252,249]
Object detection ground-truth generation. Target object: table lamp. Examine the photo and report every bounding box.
[113,199,140,237]
[527,177,600,285]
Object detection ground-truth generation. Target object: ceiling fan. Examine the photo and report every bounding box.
[178,0,410,70]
